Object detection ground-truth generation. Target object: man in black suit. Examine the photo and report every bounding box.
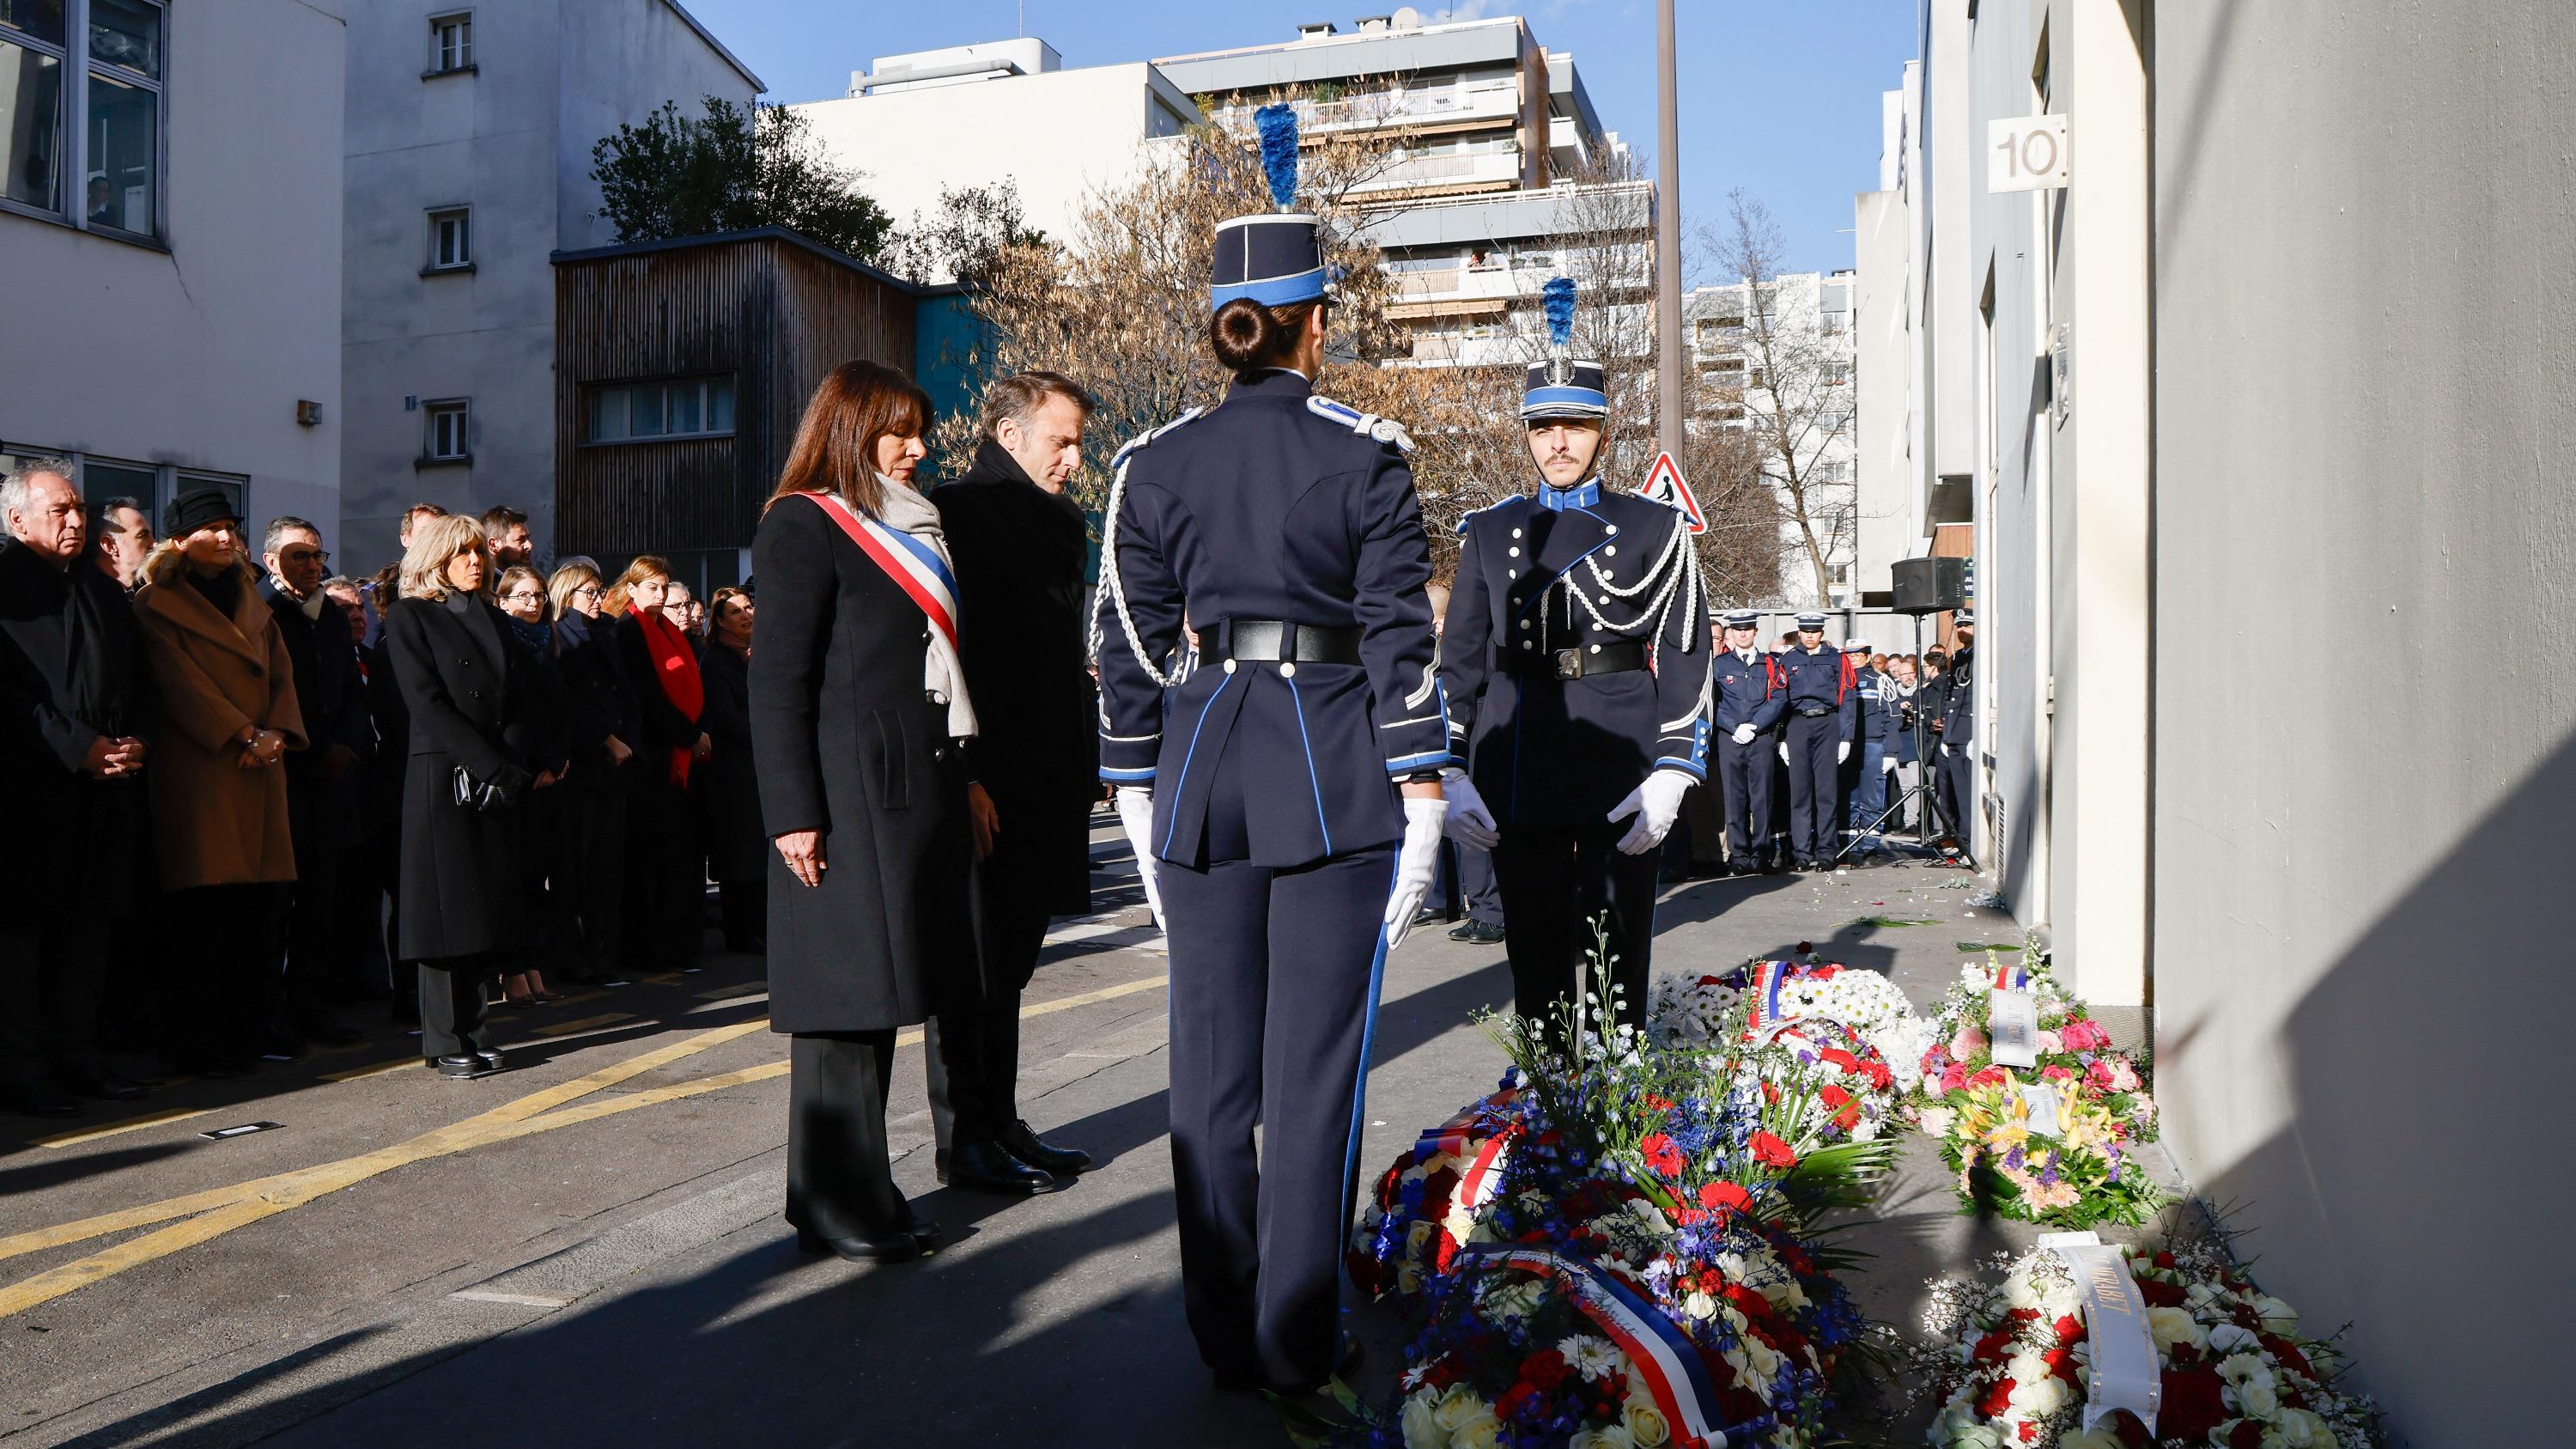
[0,459,155,1113]
[925,371,1101,1190]
[259,517,369,1047]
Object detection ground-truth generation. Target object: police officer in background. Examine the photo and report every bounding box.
[1777,612,1856,871]
[1438,276,1711,1026]
[1094,106,1446,1398]
[1935,612,1977,859]
[1840,637,1890,856]
[1709,608,1786,874]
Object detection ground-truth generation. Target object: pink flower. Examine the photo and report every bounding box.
[2040,1064,2075,1083]
[1940,1062,1970,1094]
[2086,1056,2142,1094]
[1948,1023,1989,1062]
[2060,1018,2111,1051]
[2034,1029,2064,1056]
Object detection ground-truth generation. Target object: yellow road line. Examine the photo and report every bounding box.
[526,1013,632,1038]
[695,980,767,1000]
[0,975,1170,1315]
[320,1057,422,1084]
[33,1108,214,1150]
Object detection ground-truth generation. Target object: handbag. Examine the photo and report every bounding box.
[453,764,519,813]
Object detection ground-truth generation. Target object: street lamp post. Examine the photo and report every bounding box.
[1656,0,1684,462]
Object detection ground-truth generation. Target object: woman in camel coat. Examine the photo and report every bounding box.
[131,489,305,1075]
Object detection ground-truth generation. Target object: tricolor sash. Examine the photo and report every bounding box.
[1455,1245,1751,1449]
[798,490,960,651]
[1415,1089,1522,1209]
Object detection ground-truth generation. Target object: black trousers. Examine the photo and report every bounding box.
[786,1031,908,1239]
[552,780,629,977]
[1160,844,1392,1390]
[1713,732,1774,861]
[1784,714,1843,859]
[279,764,353,1026]
[926,873,1048,1151]
[1455,840,1504,926]
[1491,821,1656,1029]
[623,773,698,969]
[163,884,286,1068]
[1936,743,1976,849]
[416,955,494,1058]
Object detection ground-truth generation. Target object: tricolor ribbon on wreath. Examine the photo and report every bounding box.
[1416,1090,1522,1210]
[1986,960,2031,992]
[1737,960,1842,1037]
[1453,1245,1765,1449]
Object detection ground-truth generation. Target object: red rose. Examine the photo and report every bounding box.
[2051,1314,2084,1345]
[1863,1061,1894,1091]
[2227,1422,2265,1449]
[1978,1377,2016,1419]
[1521,1349,1571,1392]
[2158,1367,2228,1440]
[1750,1131,1798,1168]
[1972,1330,2016,1365]
[1969,1066,2010,1089]
[1819,1047,1863,1073]
[2137,1277,2187,1308]
[1640,1132,1685,1176]
[1699,1180,1752,1213]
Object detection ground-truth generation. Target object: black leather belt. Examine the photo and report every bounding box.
[1794,704,1835,716]
[1498,640,1649,679]
[1202,618,1363,666]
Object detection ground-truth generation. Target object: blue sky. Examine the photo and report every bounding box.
[678,0,1918,277]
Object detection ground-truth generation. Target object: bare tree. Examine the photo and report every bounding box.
[1701,189,1855,605]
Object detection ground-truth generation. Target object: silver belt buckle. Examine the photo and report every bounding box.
[1555,648,1583,680]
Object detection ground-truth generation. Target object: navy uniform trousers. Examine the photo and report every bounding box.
[1714,732,1774,861]
[1492,821,1656,1027]
[1159,773,1394,1391]
[1785,713,1842,858]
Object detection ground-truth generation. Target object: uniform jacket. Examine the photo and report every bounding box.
[749,490,973,1032]
[1941,645,1976,746]
[1440,477,1710,829]
[0,539,156,905]
[1711,647,1788,734]
[935,438,1097,917]
[1851,662,1888,747]
[132,550,307,891]
[1097,368,1443,868]
[1777,644,1858,743]
[385,592,542,960]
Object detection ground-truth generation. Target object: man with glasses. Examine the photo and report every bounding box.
[261,517,369,1050]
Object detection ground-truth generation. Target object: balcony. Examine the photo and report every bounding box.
[1206,83,1522,139]
[1389,260,1654,312]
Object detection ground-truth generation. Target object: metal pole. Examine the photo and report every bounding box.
[1655,0,1685,461]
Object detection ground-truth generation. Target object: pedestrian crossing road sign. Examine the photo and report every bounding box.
[1639,451,1705,534]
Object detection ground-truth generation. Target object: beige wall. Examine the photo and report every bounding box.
[2152,2,2576,1436]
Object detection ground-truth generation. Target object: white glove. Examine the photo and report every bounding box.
[1880,755,1897,773]
[1731,722,1756,746]
[1608,769,1694,855]
[1382,797,1447,949]
[1113,786,1164,928]
[1941,743,1953,758]
[1441,768,1499,849]
[1778,742,1789,764]
[1838,742,1851,764]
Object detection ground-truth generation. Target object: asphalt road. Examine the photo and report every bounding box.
[1,825,2166,1448]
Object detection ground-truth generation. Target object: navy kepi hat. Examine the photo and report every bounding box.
[1211,105,1327,310]
[1795,612,1826,630]
[1721,608,1759,629]
[1523,277,1608,420]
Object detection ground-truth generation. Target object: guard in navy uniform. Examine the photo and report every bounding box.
[1710,608,1785,874]
[1840,637,1889,855]
[1438,277,1711,1027]
[1935,612,1977,856]
[1777,612,1856,871]
[1094,106,1447,1397]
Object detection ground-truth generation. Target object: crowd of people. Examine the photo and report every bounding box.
[0,468,771,1116]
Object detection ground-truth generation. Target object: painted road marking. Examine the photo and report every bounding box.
[0,976,1170,1317]
[320,1057,422,1083]
[527,1013,632,1038]
[451,1289,573,1308]
[33,1108,213,1150]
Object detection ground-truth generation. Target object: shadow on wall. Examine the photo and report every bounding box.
[2178,727,2576,1442]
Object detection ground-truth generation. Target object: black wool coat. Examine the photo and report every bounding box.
[748,492,973,1034]
[696,641,768,884]
[550,608,639,794]
[386,593,543,963]
[934,442,1100,924]
[0,542,155,908]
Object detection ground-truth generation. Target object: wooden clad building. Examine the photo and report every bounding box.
[551,227,919,592]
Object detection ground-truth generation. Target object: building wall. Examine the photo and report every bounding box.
[342,0,756,571]
[2149,2,2576,1436]
[0,0,345,532]
[1850,188,1910,604]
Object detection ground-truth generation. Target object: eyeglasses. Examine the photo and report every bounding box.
[281,548,329,565]
[504,590,544,603]
[572,584,603,600]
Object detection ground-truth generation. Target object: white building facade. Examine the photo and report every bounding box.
[1686,271,1859,607]
[340,0,761,568]
[0,0,346,537]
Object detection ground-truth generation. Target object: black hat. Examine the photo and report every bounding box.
[164,486,240,539]
[1795,612,1826,630]
[1522,277,1608,421]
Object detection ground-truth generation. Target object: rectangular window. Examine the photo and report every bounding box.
[427,207,469,269]
[424,400,469,462]
[0,34,63,210]
[428,12,471,73]
[584,376,738,443]
[0,0,161,237]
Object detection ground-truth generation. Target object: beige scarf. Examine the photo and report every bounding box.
[871,472,979,740]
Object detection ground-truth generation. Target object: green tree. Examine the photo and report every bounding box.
[588,97,893,263]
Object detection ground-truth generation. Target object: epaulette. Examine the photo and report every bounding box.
[1305,393,1414,453]
[1111,408,1204,471]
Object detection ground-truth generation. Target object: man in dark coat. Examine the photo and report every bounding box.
[259,517,368,1047]
[927,372,1102,1185]
[0,460,156,1113]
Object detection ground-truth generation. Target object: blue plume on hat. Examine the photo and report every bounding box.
[1255,104,1300,211]
[1542,276,1577,350]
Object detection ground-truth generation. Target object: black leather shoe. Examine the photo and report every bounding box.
[473,1050,506,1073]
[5,1082,82,1118]
[795,1225,924,1263]
[434,1054,492,1079]
[999,1119,1092,1176]
[946,1138,1063,1196]
[1447,920,1506,945]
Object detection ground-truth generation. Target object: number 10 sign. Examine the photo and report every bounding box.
[1989,114,2070,192]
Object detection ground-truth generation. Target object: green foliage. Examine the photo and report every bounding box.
[588,96,894,263]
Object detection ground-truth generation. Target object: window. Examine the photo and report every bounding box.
[426,207,470,271]
[0,0,159,237]
[424,399,470,463]
[586,376,736,443]
[428,12,471,74]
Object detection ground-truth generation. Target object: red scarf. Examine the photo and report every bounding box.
[632,608,704,786]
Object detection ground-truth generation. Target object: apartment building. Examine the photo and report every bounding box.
[1874,3,2576,1435]
[0,0,345,535]
[1686,271,1859,606]
[339,1,762,568]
